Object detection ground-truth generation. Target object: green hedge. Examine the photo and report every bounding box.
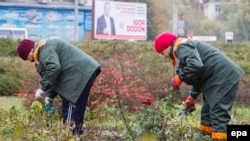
[0,38,19,57]
[0,39,24,95]
[0,39,250,96]
[0,58,22,95]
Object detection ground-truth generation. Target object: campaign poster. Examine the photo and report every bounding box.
[94,0,147,41]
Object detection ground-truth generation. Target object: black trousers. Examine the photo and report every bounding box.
[62,69,100,128]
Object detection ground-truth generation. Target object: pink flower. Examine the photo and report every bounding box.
[141,98,153,105]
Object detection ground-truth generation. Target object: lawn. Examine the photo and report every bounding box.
[0,96,249,140]
[0,96,23,109]
[190,102,250,125]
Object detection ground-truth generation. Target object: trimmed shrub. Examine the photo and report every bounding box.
[0,38,19,57]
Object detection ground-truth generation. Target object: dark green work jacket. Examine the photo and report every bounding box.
[174,38,244,108]
[34,39,100,104]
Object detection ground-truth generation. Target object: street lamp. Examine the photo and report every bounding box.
[172,0,177,34]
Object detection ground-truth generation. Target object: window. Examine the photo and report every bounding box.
[215,5,221,13]
[0,28,27,40]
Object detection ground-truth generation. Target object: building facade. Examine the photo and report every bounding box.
[0,0,93,41]
[202,0,233,19]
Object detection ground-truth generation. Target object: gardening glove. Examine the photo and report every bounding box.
[35,88,44,100]
[45,97,55,112]
[179,98,196,116]
[184,96,196,112]
[184,91,199,111]
[170,75,182,90]
[179,91,200,116]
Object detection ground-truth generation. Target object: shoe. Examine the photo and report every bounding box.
[72,127,84,135]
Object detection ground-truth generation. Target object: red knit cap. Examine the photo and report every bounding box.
[17,39,35,60]
[154,32,177,53]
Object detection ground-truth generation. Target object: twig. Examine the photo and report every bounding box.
[116,90,136,141]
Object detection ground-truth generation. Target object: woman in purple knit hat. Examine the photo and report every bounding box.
[17,38,101,135]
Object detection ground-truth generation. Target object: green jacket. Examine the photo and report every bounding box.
[174,38,244,108]
[34,39,100,104]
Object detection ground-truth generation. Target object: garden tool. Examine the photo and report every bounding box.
[178,91,198,117]
[45,97,55,112]
[178,101,195,117]
[45,97,56,127]
[178,108,189,117]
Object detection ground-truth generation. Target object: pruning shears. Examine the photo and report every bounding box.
[178,108,189,117]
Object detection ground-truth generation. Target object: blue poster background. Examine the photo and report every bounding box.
[0,6,92,42]
[84,10,92,31]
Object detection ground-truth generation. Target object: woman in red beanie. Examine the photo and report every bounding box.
[17,38,101,135]
[154,32,244,141]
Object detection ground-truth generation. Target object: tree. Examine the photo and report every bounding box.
[115,0,250,41]
[176,0,206,36]
[239,0,250,41]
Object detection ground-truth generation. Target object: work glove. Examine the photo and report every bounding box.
[179,96,196,116]
[184,96,196,113]
[35,88,44,99]
[45,97,55,112]
[170,75,182,90]
[182,91,200,114]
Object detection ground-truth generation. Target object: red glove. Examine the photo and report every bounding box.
[184,96,196,113]
[170,75,182,90]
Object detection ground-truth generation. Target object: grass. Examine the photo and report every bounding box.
[0,96,23,109]
[0,96,249,140]
[230,103,250,124]
[192,103,250,126]
[1,95,248,124]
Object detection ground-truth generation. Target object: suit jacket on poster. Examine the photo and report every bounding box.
[96,15,116,35]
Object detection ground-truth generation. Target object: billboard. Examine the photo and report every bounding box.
[192,36,217,42]
[94,0,147,41]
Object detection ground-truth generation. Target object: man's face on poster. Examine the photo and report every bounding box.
[104,3,111,16]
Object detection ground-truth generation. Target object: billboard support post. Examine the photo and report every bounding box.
[74,0,79,42]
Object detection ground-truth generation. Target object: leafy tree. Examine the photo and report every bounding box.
[217,0,250,41]
[198,19,213,35]
[114,0,250,41]
[239,0,250,41]
[146,0,171,40]
[218,3,237,41]
[178,0,204,35]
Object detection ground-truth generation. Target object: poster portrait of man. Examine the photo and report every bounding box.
[96,1,116,35]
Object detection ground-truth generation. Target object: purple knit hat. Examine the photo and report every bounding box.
[17,39,35,60]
